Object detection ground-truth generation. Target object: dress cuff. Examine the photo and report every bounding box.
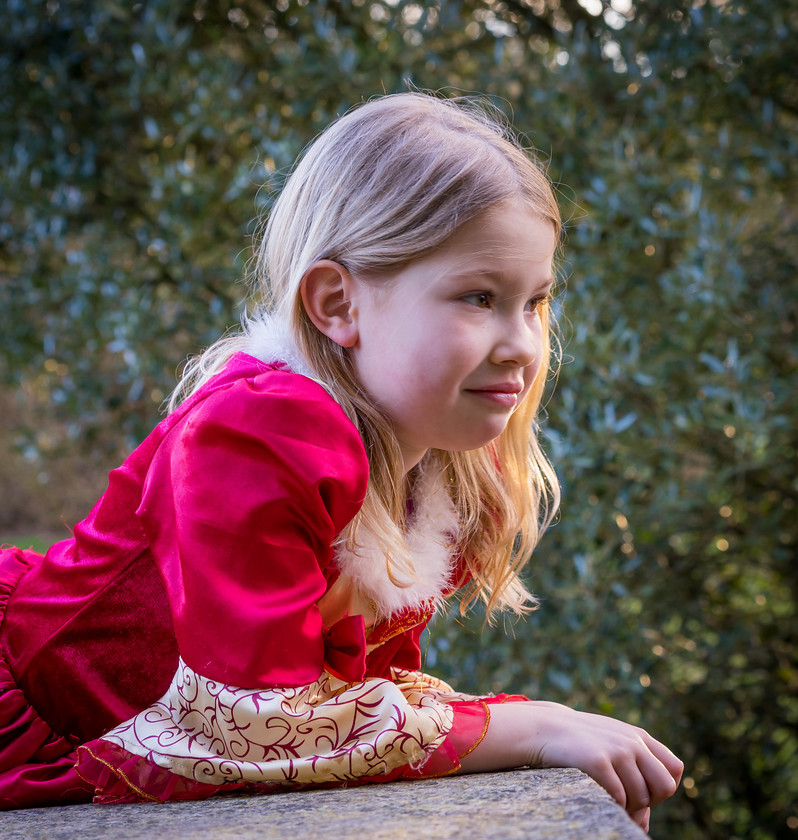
[398,693,530,780]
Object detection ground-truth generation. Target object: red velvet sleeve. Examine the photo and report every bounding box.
[136,369,368,690]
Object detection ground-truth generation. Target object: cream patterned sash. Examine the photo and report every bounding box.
[99,659,456,787]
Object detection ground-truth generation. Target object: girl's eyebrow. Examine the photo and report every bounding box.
[445,269,555,292]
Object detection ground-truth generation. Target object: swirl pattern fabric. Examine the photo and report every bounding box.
[78,662,454,790]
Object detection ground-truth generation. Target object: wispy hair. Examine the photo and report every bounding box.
[170,92,562,619]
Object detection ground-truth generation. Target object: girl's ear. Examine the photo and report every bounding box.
[300,260,359,348]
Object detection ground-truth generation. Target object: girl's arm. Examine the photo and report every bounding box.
[458,700,683,831]
[138,369,370,689]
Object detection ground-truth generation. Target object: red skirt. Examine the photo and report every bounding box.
[0,544,178,809]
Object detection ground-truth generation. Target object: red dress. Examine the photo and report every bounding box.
[0,354,523,809]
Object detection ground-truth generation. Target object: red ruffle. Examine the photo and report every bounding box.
[0,547,94,809]
[75,693,529,804]
[75,740,250,803]
[401,694,529,779]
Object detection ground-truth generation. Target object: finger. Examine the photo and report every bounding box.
[614,752,651,812]
[640,731,684,785]
[584,757,627,809]
[629,807,650,832]
[636,748,681,806]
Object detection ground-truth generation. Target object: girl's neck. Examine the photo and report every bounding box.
[400,449,427,478]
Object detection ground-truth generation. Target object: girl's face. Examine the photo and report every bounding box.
[348,201,556,474]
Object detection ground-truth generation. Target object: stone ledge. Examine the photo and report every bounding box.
[2,768,648,839]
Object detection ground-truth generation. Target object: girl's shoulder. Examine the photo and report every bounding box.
[173,351,368,489]
[186,351,330,411]
[180,313,349,432]
[193,351,350,423]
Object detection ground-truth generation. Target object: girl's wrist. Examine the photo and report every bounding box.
[457,700,542,773]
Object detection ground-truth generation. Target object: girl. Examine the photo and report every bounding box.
[0,92,681,829]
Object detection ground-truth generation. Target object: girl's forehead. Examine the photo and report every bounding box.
[439,206,556,260]
[354,203,556,297]
[366,212,555,298]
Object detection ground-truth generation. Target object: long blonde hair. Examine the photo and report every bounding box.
[172,92,562,619]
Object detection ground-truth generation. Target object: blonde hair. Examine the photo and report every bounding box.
[172,92,561,619]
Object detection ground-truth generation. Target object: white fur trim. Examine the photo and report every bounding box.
[243,313,317,381]
[334,466,460,619]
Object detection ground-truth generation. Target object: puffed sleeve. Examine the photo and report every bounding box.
[136,368,369,689]
[73,664,528,803]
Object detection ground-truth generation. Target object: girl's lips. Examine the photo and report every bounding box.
[465,386,521,407]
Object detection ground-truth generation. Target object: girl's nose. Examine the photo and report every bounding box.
[490,316,540,367]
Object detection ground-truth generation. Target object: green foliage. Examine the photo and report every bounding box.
[1,1,796,836]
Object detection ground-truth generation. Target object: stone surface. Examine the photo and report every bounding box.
[2,768,648,840]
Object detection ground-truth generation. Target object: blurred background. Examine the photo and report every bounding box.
[1,0,795,836]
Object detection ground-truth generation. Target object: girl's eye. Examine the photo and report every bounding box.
[462,292,492,309]
[526,294,551,313]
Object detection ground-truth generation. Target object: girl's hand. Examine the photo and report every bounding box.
[458,700,683,823]
[526,701,683,812]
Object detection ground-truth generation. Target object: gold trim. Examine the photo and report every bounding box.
[76,744,162,803]
[413,700,492,779]
[365,603,434,646]
[457,701,491,760]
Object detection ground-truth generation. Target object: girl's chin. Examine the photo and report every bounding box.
[445,428,512,453]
